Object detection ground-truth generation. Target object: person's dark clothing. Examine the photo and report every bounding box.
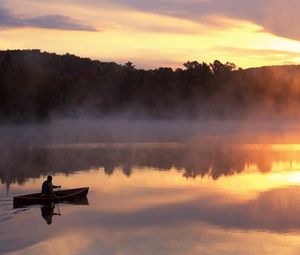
[41,180,51,195]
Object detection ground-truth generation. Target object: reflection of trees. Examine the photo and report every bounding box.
[182,147,245,179]
[0,144,298,186]
[122,164,132,177]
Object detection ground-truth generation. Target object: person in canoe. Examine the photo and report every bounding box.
[41,175,61,197]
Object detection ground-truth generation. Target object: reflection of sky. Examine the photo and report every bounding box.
[2,159,300,254]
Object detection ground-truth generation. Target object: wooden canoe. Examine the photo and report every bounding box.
[13,187,89,207]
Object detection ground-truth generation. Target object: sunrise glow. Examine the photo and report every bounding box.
[2,0,300,68]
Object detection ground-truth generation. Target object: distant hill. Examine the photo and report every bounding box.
[1,49,300,121]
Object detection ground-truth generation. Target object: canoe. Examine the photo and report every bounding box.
[13,187,89,207]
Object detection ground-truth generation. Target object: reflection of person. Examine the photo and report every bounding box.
[41,203,60,225]
[41,175,61,197]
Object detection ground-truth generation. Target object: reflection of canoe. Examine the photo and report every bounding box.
[67,196,89,206]
[13,187,89,207]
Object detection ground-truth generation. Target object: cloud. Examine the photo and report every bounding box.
[107,0,300,40]
[3,0,299,39]
[26,15,97,31]
[218,47,300,62]
[0,5,22,27]
[4,0,299,38]
[0,4,97,31]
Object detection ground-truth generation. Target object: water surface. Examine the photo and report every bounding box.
[1,141,300,254]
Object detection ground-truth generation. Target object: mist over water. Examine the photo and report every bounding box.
[2,117,300,145]
[2,117,300,185]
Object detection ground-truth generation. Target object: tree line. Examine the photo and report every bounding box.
[0,49,300,121]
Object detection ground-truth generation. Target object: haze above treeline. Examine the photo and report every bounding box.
[1,49,300,122]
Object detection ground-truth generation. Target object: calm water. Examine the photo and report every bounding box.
[2,139,300,254]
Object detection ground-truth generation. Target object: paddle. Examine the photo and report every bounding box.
[55,203,61,216]
[53,185,61,199]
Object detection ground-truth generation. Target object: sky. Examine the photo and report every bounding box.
[1,0,300,69]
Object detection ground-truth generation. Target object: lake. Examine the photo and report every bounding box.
[1,120,300,255]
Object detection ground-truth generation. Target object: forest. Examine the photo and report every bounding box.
[1,49,300,121]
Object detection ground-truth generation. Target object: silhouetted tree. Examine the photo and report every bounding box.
[1,49,300,121]
[124,61,135,70]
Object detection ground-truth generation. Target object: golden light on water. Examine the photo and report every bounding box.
[272,144,300,151]
[6,221,300,255]
[4,143,300,254]
[287,172,300,183]
[7,159,300,208]
[5,162,300,255]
